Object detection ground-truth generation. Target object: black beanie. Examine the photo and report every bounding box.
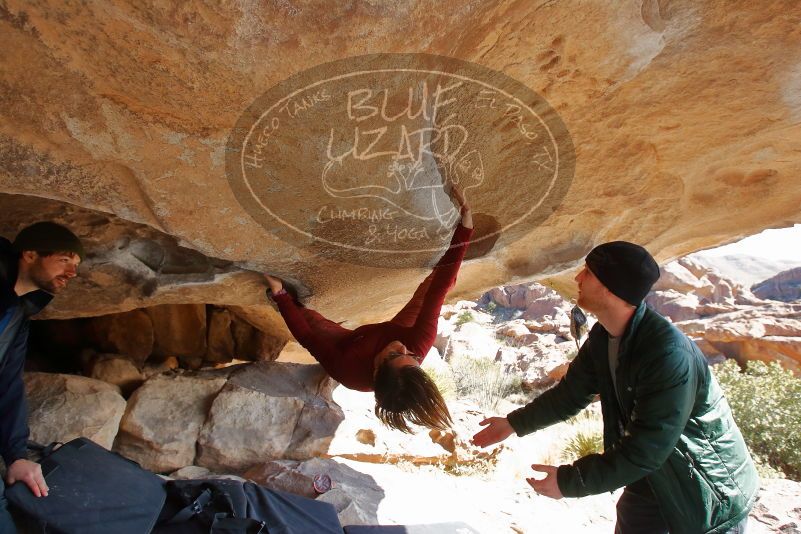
[585,241,659,306]
[13,222,85,260]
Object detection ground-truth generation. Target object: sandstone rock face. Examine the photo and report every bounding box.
[34,302,289,375]
[146,304,207,367]
[24,373,126,449]
[196,362,343,471]
[85,310,154,366]
[1,1,800,329]
[205,307,235,363]
[114,372,229,472]
[753,266,801,302]
[274,341,317,365]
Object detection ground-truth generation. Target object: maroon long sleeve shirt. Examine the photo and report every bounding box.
[271,224,473,391]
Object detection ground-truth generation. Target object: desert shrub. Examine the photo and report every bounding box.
[450,355,522,411]
[561,430,604,463]
[425,366,457,400]
[485,301,498,314]
[560,408,604,462]
[713,359,801,480]
[454,310,475,327]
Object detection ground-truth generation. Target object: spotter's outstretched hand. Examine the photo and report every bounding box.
[471,416,514,448]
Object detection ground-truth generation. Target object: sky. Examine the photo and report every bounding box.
[695,224,801,261]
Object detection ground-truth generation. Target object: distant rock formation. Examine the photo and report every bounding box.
[646,259,801,375]
[752,266,801,302]
[688,254,801,287]
[646,258,763,322]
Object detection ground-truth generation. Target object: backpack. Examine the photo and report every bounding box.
[153,478,343,534]
[5,437,166,534]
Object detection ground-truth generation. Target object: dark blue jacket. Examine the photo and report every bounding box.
[0,237,52,466]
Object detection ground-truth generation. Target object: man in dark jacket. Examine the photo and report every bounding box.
[472,241,758,534]
[0,222,83,532]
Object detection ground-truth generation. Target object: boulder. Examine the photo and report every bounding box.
[242,460,318,498]
[196,362,343,471]
[645,290,701,322]
[486,287,514,309]
[24,373,126,449]
[443,321,500,361]
[142,356,180,379]
[169,466,213,480]
[498,322,531,339]
[114,372,229,472]
[244,457,383,526]
[1,1,799,338]
[295,458,383,526]
[497,342,574,390]
[86,354,145,396]
[231,316,284,361]
[523,292,571,321]
[653,261,710,294]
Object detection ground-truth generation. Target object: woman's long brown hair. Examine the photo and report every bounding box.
[374,363,453,433]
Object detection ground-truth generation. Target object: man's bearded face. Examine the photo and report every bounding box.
[28,252,80,294]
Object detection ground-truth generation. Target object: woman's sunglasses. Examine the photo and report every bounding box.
[386,351,424,364]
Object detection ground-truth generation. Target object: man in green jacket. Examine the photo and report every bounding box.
[472,241,758,533]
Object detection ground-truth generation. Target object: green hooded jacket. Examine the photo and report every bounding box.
[507,303,758,534]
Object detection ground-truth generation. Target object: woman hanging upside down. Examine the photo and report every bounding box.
[264,189,473,433]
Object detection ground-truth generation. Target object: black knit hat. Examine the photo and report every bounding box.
[13,222,85,260]
[585,241,659,306]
